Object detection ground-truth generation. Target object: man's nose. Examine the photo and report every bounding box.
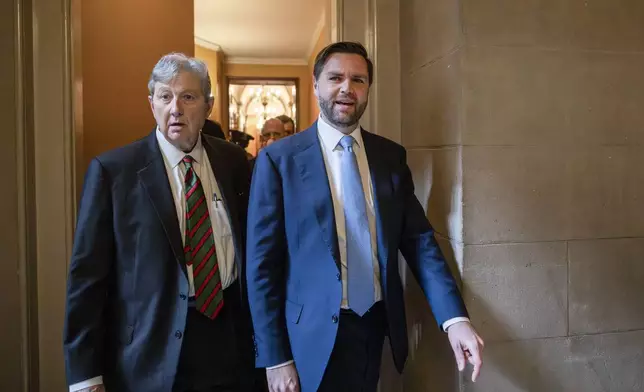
[339,79,353,94]
[170,97,183,117]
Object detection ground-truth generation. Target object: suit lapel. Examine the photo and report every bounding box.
[362,130,393,267]
[202,136,244,267]
[293,126,341,269]
[137,132,187,277]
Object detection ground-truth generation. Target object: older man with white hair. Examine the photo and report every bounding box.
[63,53,264,392]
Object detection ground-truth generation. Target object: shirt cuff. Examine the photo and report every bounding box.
[266,360,294,370]
[442,317,471,332]
[69,376,103,392]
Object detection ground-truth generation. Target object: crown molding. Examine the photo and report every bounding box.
[226,57,308,66]
[194,36,222,52]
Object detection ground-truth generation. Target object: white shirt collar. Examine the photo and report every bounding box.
[316,114,364,152]
[155,127,205,169]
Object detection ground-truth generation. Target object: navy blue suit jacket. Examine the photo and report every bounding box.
[246,124,468,391]
[63,132,255,392]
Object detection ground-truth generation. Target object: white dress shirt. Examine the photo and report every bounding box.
[267,117,468,371]
[69,130,236,392]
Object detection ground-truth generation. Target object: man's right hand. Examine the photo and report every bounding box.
[77,385,105,392]
[266,363,300,392]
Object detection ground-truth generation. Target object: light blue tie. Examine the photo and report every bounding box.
[339,135,374,316]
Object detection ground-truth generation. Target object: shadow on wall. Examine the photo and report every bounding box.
[459,298,549,392]
[384,148,462,391]
[461,301,644,391]
[398,151,554,391]
[376,258,459,392]
[401,254,460,392]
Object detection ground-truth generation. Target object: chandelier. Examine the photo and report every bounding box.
[229,83,296,133]
[247,86,280,130]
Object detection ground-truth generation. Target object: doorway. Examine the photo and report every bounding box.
[20,0,403,391]
[227,78,299,155]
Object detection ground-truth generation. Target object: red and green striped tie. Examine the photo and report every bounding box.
[182,155,224,319]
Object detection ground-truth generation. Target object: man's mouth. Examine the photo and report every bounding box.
[335,100,355,108]
[169,122,185,127]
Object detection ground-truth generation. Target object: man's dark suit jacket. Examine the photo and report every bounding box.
[246,124,468,391]
[63,131,255,392]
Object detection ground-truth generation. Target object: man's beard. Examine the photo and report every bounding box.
[319,96,367,129]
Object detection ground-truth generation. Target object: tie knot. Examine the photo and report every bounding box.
[339,135,356,152]
[182,155,195,169]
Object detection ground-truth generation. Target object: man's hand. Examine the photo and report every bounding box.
[78,385,105,392]
[266,363,300,392]
[447,321,484,382]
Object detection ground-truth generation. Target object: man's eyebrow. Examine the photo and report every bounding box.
[351,72,368,79]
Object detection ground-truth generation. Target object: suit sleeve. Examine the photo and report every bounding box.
[397,148,469,327]
[246,149,292,367]
[63,158,115,385]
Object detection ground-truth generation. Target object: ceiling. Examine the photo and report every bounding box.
[194,0,327,64]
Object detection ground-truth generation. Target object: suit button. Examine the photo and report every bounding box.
[336,273,341,281]
[179,294,187,300]
[332,314,338,323]
[175,330,183,339]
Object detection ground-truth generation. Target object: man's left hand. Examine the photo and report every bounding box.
[447,321,484,382]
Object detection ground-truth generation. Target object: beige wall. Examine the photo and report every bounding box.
[195,45,225,123]
[81,0,195,171]
[225,63,313,130]
[402,0,644,391]
[461,2,644,389]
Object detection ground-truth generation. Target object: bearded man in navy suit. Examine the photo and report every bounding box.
[246,42,484,392]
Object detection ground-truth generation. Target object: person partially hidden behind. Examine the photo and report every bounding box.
[246,41,484,392]
[63,53,265,392]
[248,118,286,173]
[258,118,287,148]
[276,114,295,136]
[202,118,226,140]
[229,129,255,161]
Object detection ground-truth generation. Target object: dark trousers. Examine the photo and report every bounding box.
[318,302,387,392]
[172,281,263,392]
